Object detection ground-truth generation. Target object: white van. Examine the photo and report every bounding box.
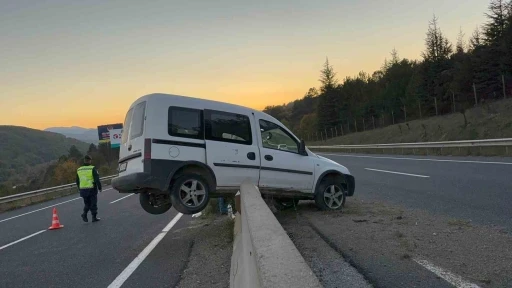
[111,93,355,215]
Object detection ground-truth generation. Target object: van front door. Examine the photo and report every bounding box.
[204,109,261,189]
[257,119,314,192]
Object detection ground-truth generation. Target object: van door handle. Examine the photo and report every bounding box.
[264,155,273,161]
[128,144,132,151]
[247,152,256,160]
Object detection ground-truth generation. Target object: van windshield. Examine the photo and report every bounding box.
[121,108,133,144]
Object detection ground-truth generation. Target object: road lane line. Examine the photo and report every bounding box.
[414,258,481,288]
[110,194,134,204]
[320,153,512,165]
[0,198,81,223]
[107,213,183,288]
[365,168,430,178]
[0,230,46,251]
[0,187,114,223]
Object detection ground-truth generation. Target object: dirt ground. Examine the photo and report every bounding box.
[175,215,234,288]
[277,199,512,288]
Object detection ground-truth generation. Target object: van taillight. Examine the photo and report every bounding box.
[144,138,152,159]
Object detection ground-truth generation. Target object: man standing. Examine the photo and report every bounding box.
[76,155,102,222]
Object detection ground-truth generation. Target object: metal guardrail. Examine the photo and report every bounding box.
[308,138,512,150]
[0,175,117,203]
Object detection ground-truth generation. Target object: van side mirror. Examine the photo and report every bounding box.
[299,139,307,156]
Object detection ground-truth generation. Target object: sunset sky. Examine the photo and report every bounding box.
[0,0,488,130]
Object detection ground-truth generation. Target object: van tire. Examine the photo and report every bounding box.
[170,174,210,215]
[140,192,172,215]
[314,177,346,211]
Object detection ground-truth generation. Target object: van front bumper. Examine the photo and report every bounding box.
[345,174,355,196]
[111,173,165,193]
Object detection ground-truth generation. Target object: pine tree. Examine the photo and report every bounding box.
[456,27,465,54]
[319,57,338,93]
[422,15,453,62]
[469,26,483,50]
[316,58,340,132]
[483,0,511,45]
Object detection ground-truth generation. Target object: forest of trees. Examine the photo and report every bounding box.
[264,0,512,140]
[0,143,119,197]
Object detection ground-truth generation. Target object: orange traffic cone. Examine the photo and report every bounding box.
[48,207,64,230]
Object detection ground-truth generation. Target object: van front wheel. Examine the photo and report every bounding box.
[170,174,210,215]
[314,177,346,211]
[140,192,172,215]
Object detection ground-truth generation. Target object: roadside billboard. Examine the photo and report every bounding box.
[97,123,123,147]
[109,128,122,148]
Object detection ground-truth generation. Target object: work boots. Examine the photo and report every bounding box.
[81,213,88,222]
[92,215,101,222]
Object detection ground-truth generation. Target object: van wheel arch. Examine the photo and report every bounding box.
[314,170,347,196]
[165,161,217,192]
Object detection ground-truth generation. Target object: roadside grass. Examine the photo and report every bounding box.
[308,98,512,157]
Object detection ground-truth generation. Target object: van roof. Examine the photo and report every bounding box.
[137,93,276,120]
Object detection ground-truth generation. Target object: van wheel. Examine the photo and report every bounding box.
[140,192,172,215]
[314,177,346,211]
[274,198,299,210]
[170,174,210,215]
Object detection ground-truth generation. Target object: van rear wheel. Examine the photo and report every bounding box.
[170,174,210,215]
[140,192,172,215]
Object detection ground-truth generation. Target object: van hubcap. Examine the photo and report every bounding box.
[180,180,206,207]
[323,185,344,209]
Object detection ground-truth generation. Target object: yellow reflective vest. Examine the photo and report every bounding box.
[77,165,95,189]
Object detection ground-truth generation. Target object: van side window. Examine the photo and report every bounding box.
[259,120,299,153]
[168,107,204,139]
[205,110,252,145]
[130,101,146,140]
[121,108,133,144]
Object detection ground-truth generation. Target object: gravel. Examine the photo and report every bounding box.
[276,199,512,288]
[175,215,234,288]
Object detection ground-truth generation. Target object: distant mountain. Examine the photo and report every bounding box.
[0,126,90,183]
[45,126,98,144]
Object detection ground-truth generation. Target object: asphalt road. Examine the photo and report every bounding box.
[0,187,195,288]
[320,152,512,231]
[286,152,512,287]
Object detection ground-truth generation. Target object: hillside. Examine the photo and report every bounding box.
[44,126,98,144]
[307,98,512,154]
[0,126,90,183]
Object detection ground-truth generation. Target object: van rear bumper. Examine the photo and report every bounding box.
[111,173,165,193]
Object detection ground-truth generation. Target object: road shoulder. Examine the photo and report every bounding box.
[175,215,234,288]
[277,199,512,288]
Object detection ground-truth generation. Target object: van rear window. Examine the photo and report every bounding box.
[121,108,133,144]
[130,102,146,140]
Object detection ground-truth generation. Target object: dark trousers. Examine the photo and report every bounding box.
[80,189,98,216]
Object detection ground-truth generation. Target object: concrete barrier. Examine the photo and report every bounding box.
[230,182,322,288]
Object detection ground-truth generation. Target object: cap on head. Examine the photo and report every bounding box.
[84,155,92,162]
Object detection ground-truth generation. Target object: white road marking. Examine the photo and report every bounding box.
[365,168,430,178]
[0,187,113,223]
[0,198,81,223]
[414,258,481,288]
[0,230,46,251]
[109,194,134,204]
[107,213,183,288]
[320,153,512,165]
